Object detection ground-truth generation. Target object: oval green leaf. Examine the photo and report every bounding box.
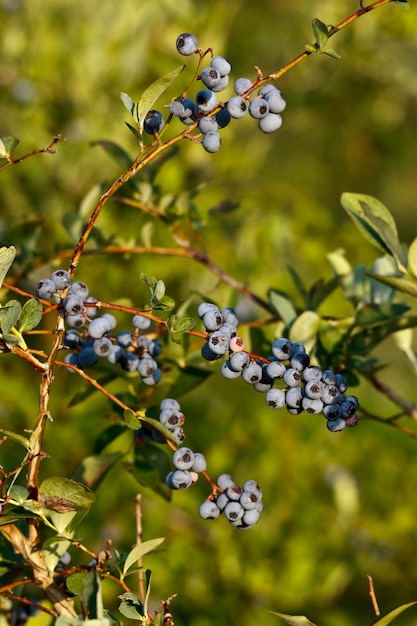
[0,246,16,287]
[19,298,43,332]
[135,65,186,128]
[122,537,165,577]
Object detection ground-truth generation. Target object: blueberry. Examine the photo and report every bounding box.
[340,396,359,417]
[179,97,197,119]
[224,501,244,522]
[290,351,311,371]
[211,74,229,92]
[137,335,150,350]
[265,388,286,409]
[143,110,164,135]
[216,493,229,511]
[77,347,99,368]
[258,113,283,133]
[241,362,263,384]
[201,308,223,331]
[199,500,221,520]
[166,469,192,489]
[173,447,195,470]
[137,357,158,378]
[107,345,125,364]
[85,296,98,317]
[101,313,117,329]
[264,88,286,113]
[168,101,186,116]
[88,317,111,339]
[160,409,184,429]
[201,343,221,361]
[240,491,260,510]
[148,339,162,357]
[271,338,293,361]
[217,473,235,490]
[35,278,56,299]
[302,397,323,414]
[197,302,218,318]
[322,370,337,385]
[265,360,286,379]
[322,384,341,405]
[253,380,273,393]
[242,508,261,526]
[160,398,181,412]
[63,330,80,349]
[345,414,359,427]
[63,294,84,316]
[70,280,89,299]
[51,269,71,290]
[198,116,219,134]
[335,374,348,393]
[93,337,113,357]
[119,352,140,372]
[229,351,250,371]
[249,98,269,119]
[221,360,242,380]
[326,417,347,432]
[191,452,207,473]
[176,33,198,56]
[285,387,304,409]
[117,331,133,348]
[234,77,253,95]
[196,89,217,113]
[226,96,247,119]
[208,329,230,355]
[220,307,239,326]
[214,108,231,128]
[66,314,85,328]
[200,66,222,89]
[323,404,342,420]
[170,427,186,444]
[304,379,324,400]
[202,131,221,153]
[226,484,242,501]
[210,56,232,76]
[142,369,162,386]
[283,367,302,387]
[303,366,323,382]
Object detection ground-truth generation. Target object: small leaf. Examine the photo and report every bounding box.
[269,291,297,327]
[289,311,320,353]
[122,538,165,577]
[153,279,166,301]
[0,246,16,288]
[152,295,175,311]
[167,314,195,342]
[18,298,43,332]
[373,601,417,625]
[0,300,21,335]
[341,193,407,271]
[312,18,329,49]
[120,91,135,115]
[321,48,341,59]
[367,273,417,298]
[0,136,19,159]
[305,44,318,53]
[125,121,143,143]
[0,428,31,451]
[270,612,318,626]
[407,236,417,278]
[118,593,145,620]
[135,65,186,129]
[39,477,95,509]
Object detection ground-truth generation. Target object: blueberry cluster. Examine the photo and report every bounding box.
[198,302,359,432]
[143,33,286,151]
[165,446,207,490]
[158,397,186,445]
[35,269,162,385]
[199,474,263,530]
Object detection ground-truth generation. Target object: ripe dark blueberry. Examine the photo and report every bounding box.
[173,447,195,470]
[148,339,162,357]
[259,112,283,133]
[221,360,242,380]
[63,330,80,349]
[35,278,56,299]
[196,89,217,113]
[137,335,150,350]
[201,308,223,331]
[201,343,221,361]
[215,108,231,128]
[220,307,239,326]
[117,331,133,348]
[107,345,125,364]
[63,294,84,316]
[322,369,337,385]
[142,368,162,386]
[323,403,342,420]
[199,500,221,520]
[179,97,197,119]
[283,367,302,387]
[51,269,71,290]
[265,388,286,409]
[210,55,232,76]
[340,396,360,417]
[271,338,293,361]
[290,351,310,371]
[335,373,348,393]
[253,380,273,393]
[119,352,140,372]
[234,77,253,95]
[202,131,221,153]
[227,96,247,119]
[249,98,269,119]
[326,417,347,432]
[70,280,89,299]
[143,110,164,135]
[168,101,186,116]
[176,33,198,56]
[77,347,99,368]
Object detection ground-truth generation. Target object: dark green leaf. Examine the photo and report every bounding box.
[166,364,213,398]
[152,295,175,311]
[393,0,409,7]
[305,44,318,54]
[0,136,19,159]
[67,570,102,620]
[133,442,171,487]
[312,18,329,49]
[125,121,143,143]
[134,65,186,128]
[68,374,116,406]
[355,302,409,327]
[18,298,43,332]
[118,592,145,620]
[341,193,407,271]
[0,299,21,335]
[72,453,124,491]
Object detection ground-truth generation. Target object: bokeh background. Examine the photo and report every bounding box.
[1,1,417,625]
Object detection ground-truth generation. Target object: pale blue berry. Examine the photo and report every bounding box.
[35,278,56,299]
[196,89,217,113]
[88,317,110,339]
[199,500,221,520]
[211,56,231,76]
[202,131,221,153]
[234,77,252,95]
[51,269,71,290]
[176,33,198,56]
[173,447,195,470]
[249,98,269,119]
[265,388,286,409]
[258,113,283,133]
[227,96,247,119]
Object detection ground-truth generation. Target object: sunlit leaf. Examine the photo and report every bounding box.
[120,91,135,115]
[367,273,417,298]
[321,48,341,59]
[39,476,95,509]
[373,601,417,625]
[118,592,144,620]
[18,298,43,332]
[407,236,417,278]
[312,18,328,49]
[134,65,186,129]
[0,428,31,450]
[0,136,19,159]
[270,612,318,626]
[122,538,165,577]
[269,290,297,327]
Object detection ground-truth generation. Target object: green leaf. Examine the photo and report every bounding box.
[39,476,95,509]
[0,428,31,451]
[43,536,72,571]
[373,601,417,625]
[122,538,165,577]
[118,592,145,620]
[72,453,124,491]
[18,298,43,332]
[320,48,341,59]
[134,65,186,129]
[67,570,103,620]
[0,136,19,159]
[312,18,329,49]
[289,311,320,353]
[407,236,417,278]
[153,279,166,301]
[269,291,297,327]
[133,442,171,487]
[354,302,409,327]
[367,273,417,298]
[153,295,175,311]
[0,300,21,335]
[270,613,318,626]
[341,193,407,271]
[0,246,16,288]
[305,44,318,54]
[167,314,195,342]
[120,91,135,115]
[125,121,143,143]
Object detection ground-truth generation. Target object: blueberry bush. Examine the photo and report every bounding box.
[1,1,417,625]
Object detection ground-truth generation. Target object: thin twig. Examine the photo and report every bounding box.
[367,575,381,617]
[136,494,146,603]
[369,376,417,421]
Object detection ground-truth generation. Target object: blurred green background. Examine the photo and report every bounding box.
[1,1,417,625]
